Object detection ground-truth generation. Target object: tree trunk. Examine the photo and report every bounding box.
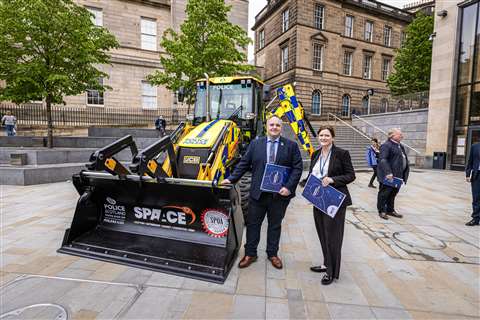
[46,94,54,148]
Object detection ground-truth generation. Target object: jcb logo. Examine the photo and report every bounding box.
[184,155,200,164]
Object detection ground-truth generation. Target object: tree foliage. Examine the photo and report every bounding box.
[387,13,434,96]
[148,0,253,101]
[0,0,118,146]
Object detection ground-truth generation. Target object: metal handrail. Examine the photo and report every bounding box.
[351,114,421,154]
[327,113,372,141]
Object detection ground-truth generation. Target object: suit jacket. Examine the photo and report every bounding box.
[307,145,356,206]
[227,136,303,200]
[377,139,410,183]
[466,143,480,181]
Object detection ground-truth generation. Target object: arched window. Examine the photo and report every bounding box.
[312,90,322,115]
[381,98,388,113]
[341,95,350,117]
[362,96,370,115]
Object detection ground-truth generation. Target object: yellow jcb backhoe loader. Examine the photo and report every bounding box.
[58,76,316,283]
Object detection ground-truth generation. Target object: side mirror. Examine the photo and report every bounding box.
[177,87,185,103]
[262,84,271,102]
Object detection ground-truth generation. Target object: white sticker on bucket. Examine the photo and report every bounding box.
[201,209,229,238]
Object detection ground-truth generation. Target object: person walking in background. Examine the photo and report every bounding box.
[306,125,355,285]
[220,115,303,270]
[155,116,166,136]
[465,142,480,226]
[1,110,17,136]
[366,138,380,188]
[377,128,409,220]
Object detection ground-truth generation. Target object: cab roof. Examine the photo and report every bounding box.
[196,76,264,85]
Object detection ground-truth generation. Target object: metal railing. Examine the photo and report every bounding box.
[0,103,188,127]
[352,114,421,154]
[327,113,372,144]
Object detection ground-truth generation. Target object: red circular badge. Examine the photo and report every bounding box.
[201,209,229,238]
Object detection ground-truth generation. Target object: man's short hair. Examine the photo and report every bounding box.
[388,128,401,138]
[266,114,282,123]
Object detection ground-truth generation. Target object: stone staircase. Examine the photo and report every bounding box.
[284,122,372,171]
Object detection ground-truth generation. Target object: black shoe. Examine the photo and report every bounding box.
[387,211,403,218]
[321,274,334,285]
[368,184,376,188]
[310,265,327,273]
[465,219,480,226]
[379,212,389,220]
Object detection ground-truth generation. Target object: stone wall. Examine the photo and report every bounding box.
[352,109,428,166]
[62,0,249,109]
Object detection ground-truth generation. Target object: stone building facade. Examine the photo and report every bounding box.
[425,0,480,170]
[64,0,248,109]
[253,0,412,119]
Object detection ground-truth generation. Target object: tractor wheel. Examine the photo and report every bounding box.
[238,172,251,219]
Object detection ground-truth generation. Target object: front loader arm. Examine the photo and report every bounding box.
[86,135,138,176]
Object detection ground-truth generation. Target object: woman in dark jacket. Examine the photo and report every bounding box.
[307,125,356,285]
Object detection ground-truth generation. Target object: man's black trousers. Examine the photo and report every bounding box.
[377,183,400,213]
[245,192,290,257]
[471,177,480,221]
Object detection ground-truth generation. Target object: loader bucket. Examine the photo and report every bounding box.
[58,172,244,283]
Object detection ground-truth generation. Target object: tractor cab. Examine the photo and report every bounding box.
[193,76,267,142]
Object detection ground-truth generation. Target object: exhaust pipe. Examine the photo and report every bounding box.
[204,73,211,122]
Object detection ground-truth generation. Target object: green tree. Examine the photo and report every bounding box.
[148,0,252,102]
[0,0,118,147]
[387,13,434,96]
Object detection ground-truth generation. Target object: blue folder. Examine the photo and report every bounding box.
[260,163,292,193]
[382,177,404,189]
[302,174,346,218]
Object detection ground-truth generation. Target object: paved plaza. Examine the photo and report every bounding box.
[0,170,479,319]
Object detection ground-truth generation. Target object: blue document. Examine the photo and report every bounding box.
[302,175,346,218]
[260,163,292,193]
[382,177,404,189]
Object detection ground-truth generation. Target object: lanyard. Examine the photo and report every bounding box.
[319,148,332,177]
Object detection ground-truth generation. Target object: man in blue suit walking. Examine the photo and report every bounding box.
[221,115,303,269]
[466,142,480,226]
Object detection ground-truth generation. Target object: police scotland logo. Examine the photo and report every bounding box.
[201,209,229,238]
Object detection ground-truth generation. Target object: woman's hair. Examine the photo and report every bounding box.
[372,138,378,143]
[316,125,335,138]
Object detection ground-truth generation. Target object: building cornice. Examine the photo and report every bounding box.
[253,0,413,31]
[341,0,413,23]
[120,0,170,9]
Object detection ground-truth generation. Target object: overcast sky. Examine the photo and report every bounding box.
[247,0,414,60]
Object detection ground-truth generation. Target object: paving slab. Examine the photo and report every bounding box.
[1,170,479,319]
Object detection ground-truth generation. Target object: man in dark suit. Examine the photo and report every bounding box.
[220,115,303,269]
[377,128,410,220]
[466,142,480,226]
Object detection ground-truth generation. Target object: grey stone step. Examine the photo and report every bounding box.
[0,163,86,185]
[0,148,97,165]
[88,127,167,138]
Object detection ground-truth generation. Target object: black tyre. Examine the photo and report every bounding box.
[238,172,251,218]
